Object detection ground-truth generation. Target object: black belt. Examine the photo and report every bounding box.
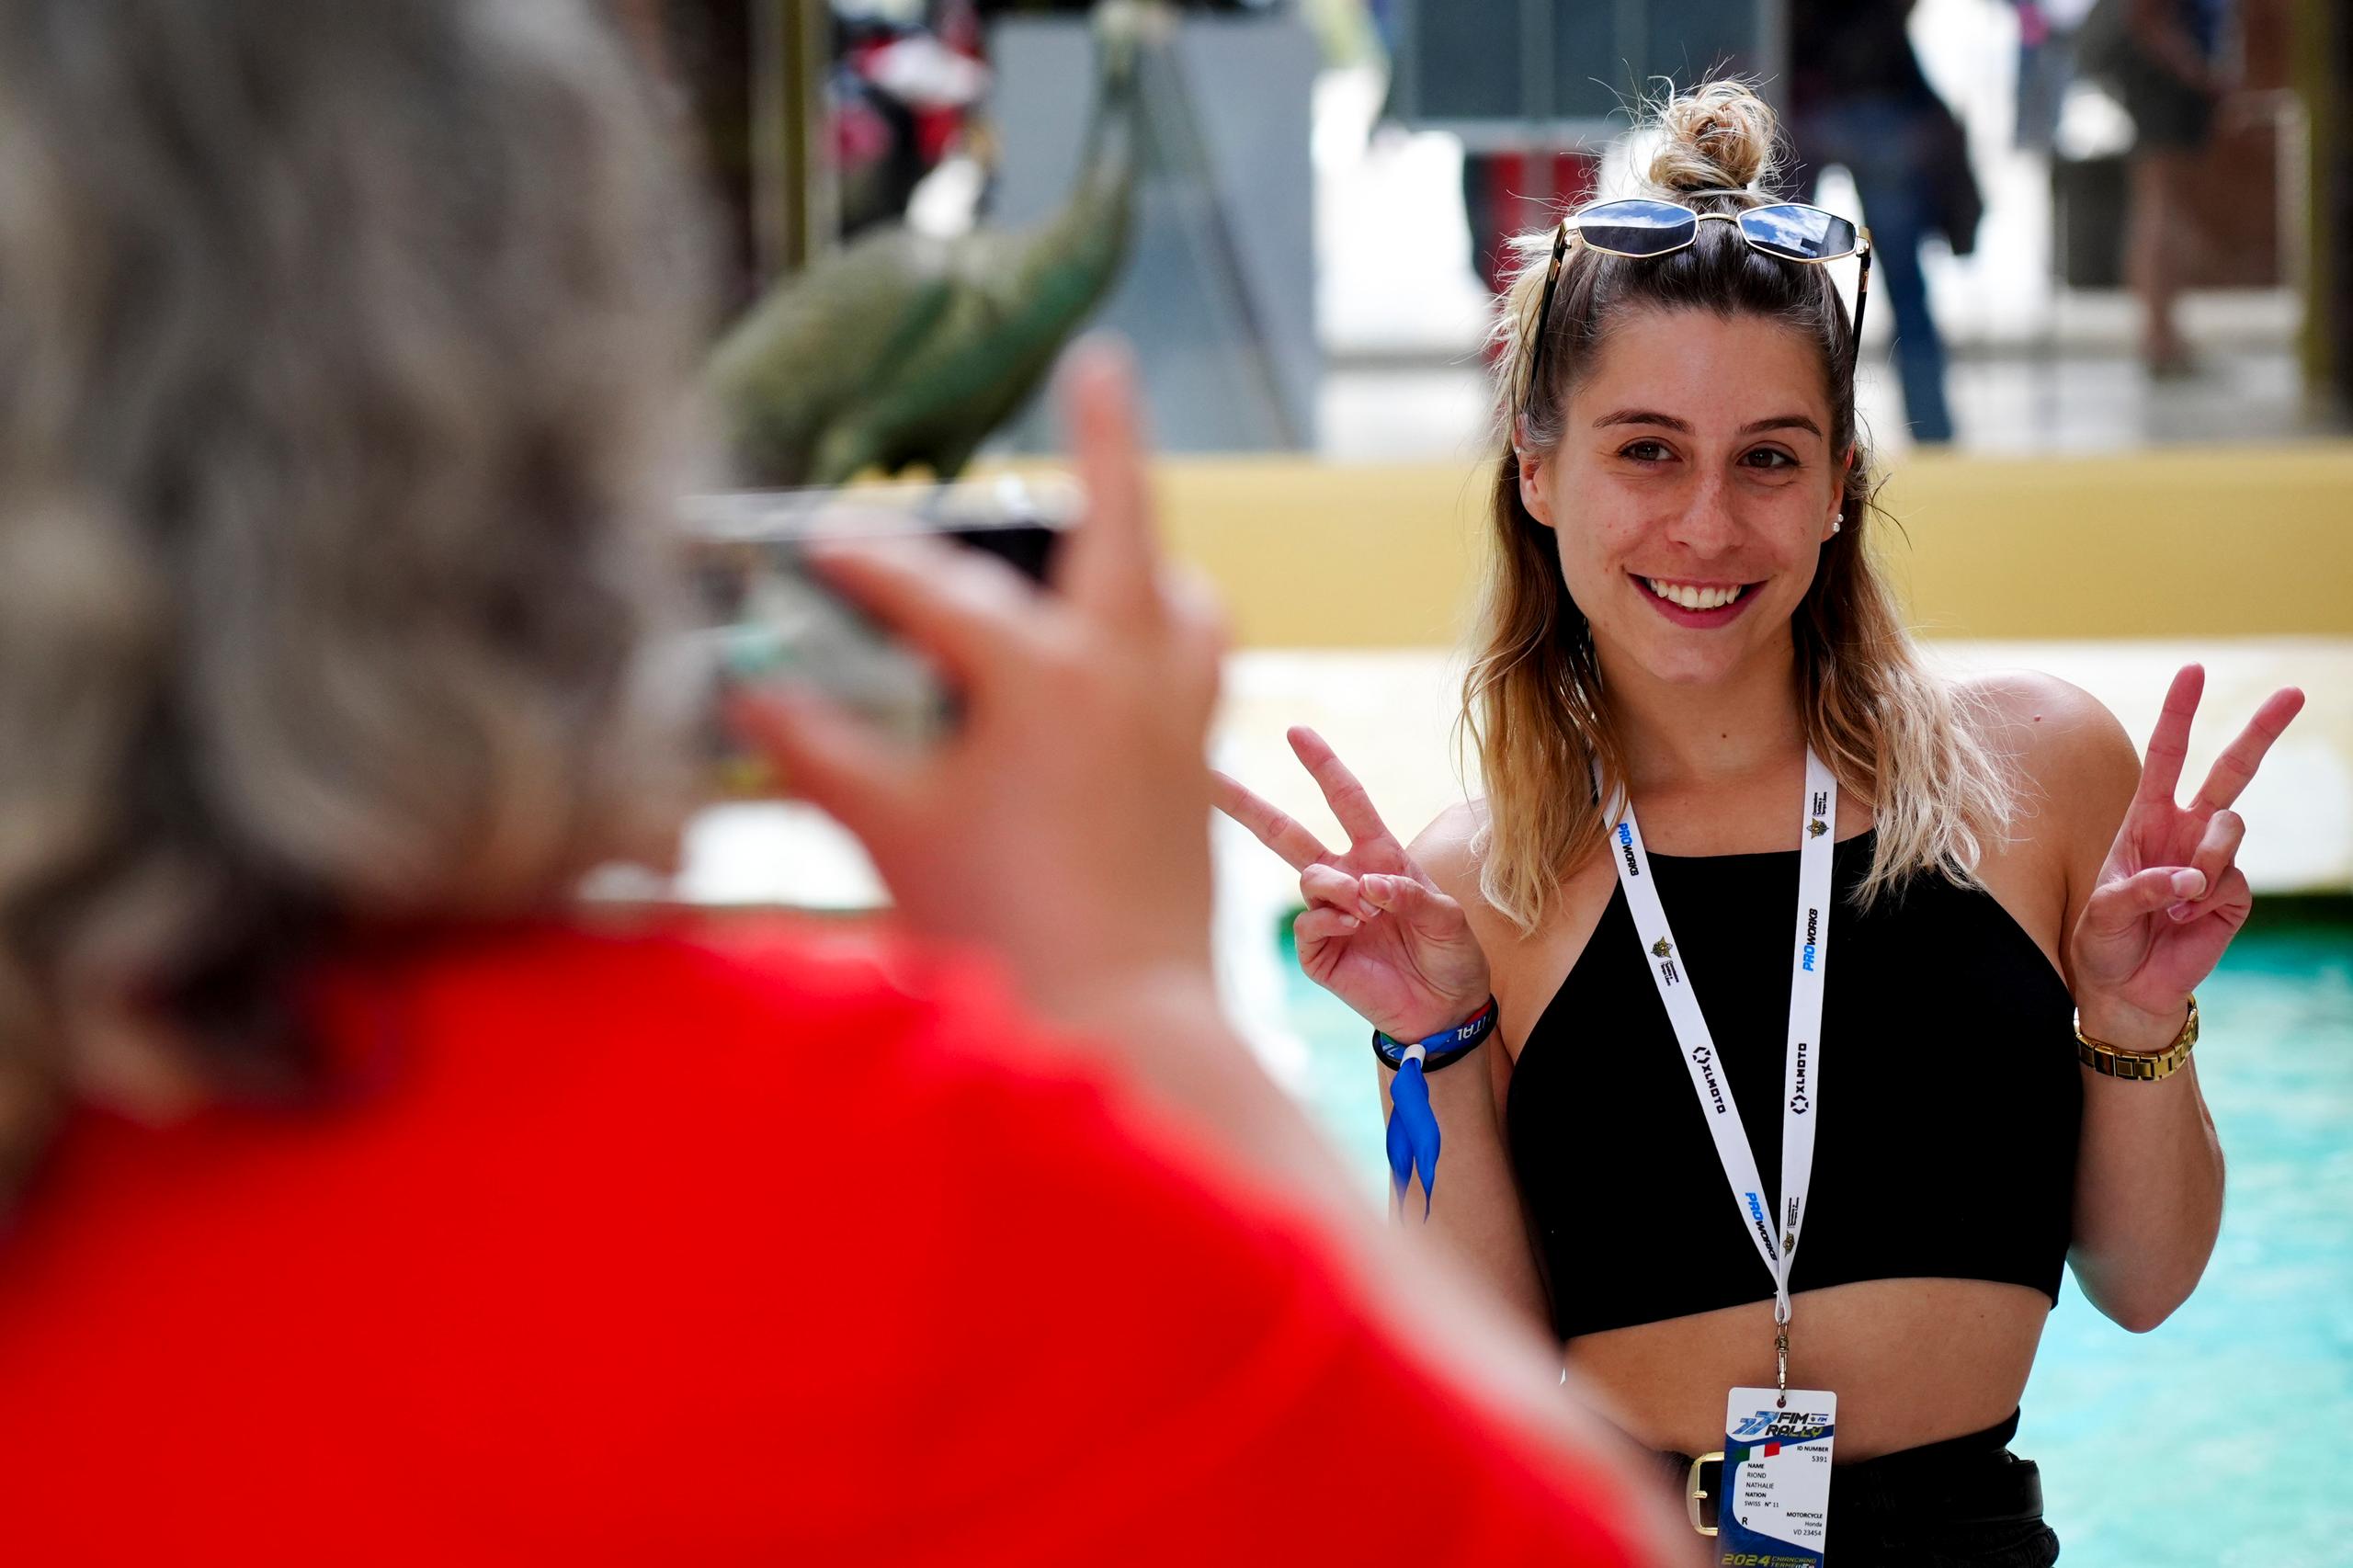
[1666,1411,2046,1539]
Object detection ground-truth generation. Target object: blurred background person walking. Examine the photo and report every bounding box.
[1786,0,1981,445]
[2081,0,2235,375]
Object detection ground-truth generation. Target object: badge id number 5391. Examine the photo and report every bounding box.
[1716,1387,1836,1567]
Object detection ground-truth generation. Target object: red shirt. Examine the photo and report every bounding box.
[0,923,1643,1564]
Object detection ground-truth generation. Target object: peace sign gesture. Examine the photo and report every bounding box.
[2068,665,2306,1041]
[1213,727,1491,1041]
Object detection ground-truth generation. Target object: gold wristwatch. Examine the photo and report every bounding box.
[2075,995,2199,1082]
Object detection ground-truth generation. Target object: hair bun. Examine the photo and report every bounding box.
[1645,79,1778,195]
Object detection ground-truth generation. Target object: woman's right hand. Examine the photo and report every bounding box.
[1214,728,1491,1041]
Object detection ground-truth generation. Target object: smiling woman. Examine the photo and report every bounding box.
[1213,75,2307,1568]
[1472,87,2006,933]
[1530,319,1836,654]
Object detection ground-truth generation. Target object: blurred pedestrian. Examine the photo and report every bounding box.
[1787,0,1979,444]
[0,1,1683,1562]
[2083,0,2233,374]
[2011,0,2101,153]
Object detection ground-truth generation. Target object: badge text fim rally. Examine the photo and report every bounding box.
[1717,1387,1836,1567]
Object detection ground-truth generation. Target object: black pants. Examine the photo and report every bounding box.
[1665,1411,2061,1567]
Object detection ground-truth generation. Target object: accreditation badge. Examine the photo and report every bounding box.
[1716,1388,1836,1567]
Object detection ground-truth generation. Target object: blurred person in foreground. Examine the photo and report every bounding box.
[1218,80,2302,1565]
[0,0,1683,1561]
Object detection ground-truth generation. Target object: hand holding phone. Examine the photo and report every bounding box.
[688,475,1074,794]
[728,341,1227,1029]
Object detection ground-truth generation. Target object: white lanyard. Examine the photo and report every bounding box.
[1597,749,1837,1329]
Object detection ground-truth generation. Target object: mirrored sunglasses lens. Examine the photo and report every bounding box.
[1573,199,1695,256]
[1741,205,1857,260]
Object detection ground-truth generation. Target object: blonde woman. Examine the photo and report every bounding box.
[1219,81,2302,1565]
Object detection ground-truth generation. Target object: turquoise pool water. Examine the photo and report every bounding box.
[1278,915,2353,1567]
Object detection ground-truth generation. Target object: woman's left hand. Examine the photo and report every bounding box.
[2068,665,2305,1044]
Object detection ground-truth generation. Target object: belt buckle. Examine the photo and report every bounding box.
[1687,1450,1723,1536]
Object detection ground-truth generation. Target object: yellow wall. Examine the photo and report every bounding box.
[1145,445,2353,649]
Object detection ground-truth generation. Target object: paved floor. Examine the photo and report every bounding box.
[662,638,2347,1102]
[1211,640,2353,897]
[1213,638,2351,1096]
[675,638,2352,912]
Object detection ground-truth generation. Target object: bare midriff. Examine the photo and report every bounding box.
[1466,748,2077,1467]
[1563,1277,2052,1461]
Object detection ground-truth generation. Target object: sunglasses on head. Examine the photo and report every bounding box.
[1518,199,1874,426]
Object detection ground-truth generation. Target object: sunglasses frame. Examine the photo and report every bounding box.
[1518,200,1874,434]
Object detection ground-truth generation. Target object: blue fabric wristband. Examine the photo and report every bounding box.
[1371,998,1496,1073]
[1375,1001,1497,1218]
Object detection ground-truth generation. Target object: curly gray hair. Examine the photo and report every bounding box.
[0,0,710,1187]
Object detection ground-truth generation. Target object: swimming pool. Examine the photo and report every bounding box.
[1273,912,2353,1567]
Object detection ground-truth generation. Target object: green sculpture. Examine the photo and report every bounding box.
[710,2,1161,488]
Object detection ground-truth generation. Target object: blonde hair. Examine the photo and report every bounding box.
[1463,79,2013,934]
[0,0,708,1189]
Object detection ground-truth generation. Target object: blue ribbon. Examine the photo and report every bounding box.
[1385,1055,1441,1217]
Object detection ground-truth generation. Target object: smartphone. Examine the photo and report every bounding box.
[683,474,1076,796]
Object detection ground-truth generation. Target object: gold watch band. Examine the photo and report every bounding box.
[2075,995,2200,1081]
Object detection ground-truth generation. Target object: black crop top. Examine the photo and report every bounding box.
[1506,830,2082,1342]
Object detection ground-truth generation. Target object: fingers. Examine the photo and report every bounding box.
[1211,770,1331,871]
[2189,686,2305,814]
[2134,663,2204,809]
[1052,337,1161,624]
[2205,865,2253,928]
[2170,862,2252,931]
[2080,864,2207,938]
[1160,562,1232,713]
[804,534,1034,686]
[2171,809,2245,922]
[1302,862,1370,918]
[726,686,918,842]
[1360,872,1471,941]
[2158,863,2256,949]
[1293,904,1362,947]
[1286,725,1398,853]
